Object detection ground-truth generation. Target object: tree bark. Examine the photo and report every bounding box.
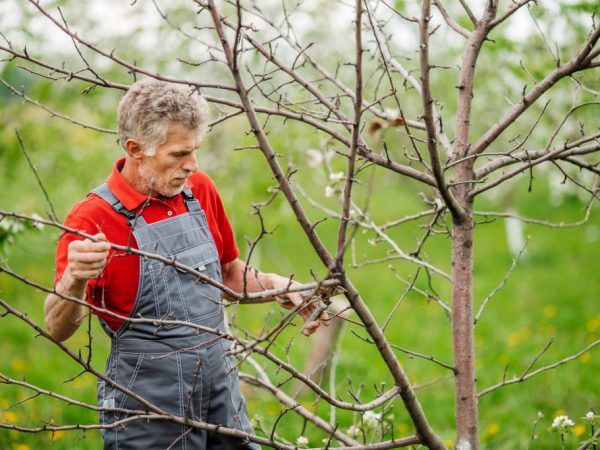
[451,162,478,450]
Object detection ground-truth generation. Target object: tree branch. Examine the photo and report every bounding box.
[433,0,471,38]
[470,23,600,156]
[458,0,478,26]
[334,0,364,269]
[489,0,537,28]
[1,78,117,134]
[478,338,600,397]
[420,0,466,221]
[475,133,600,180]
[26,0,238,92]
[240,373,361,447]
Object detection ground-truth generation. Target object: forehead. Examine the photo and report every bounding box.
[163,123,202,148]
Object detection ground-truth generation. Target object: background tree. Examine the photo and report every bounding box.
[0,0,599,449]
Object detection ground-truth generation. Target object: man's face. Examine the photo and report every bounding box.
[138,123,201,197]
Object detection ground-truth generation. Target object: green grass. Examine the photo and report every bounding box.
[1,102,599,450]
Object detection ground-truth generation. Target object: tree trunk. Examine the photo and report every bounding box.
[451,165,478,450]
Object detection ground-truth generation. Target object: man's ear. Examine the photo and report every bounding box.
[125,139,144,160]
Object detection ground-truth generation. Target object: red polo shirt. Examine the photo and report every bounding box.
[55,158,239,330]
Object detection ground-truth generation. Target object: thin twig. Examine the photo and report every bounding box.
[479,338,600,397]
[1,78,117,134]
[474,238,529,324]
[14,130,58,221]
[433,0,471,38]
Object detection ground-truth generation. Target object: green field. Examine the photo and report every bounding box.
[1,75,599,449]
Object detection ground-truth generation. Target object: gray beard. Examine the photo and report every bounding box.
[137,163,184,198]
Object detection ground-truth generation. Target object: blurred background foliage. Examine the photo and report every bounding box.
[0,1,599,449]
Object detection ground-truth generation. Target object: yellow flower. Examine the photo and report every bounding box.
[543,305,556,319]
[15,445,31,450]
[300,402,315,412]
[11,358,26,372]
[72,376,92,389]
[507,327,530,346]
[587,317,600,333]
[507,332,520,347]
[52,430,66,441]
[266,404,280,414]
[487,423,500,436]
[3,411,18,423]
[444,439,454,448]
[574,424,586,436]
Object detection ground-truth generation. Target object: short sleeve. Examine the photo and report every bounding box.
[214,191,239,265]
[191,171,239,265]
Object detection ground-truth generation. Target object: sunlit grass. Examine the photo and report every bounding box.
[1,97,599,450]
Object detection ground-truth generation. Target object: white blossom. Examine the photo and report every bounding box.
[30,213,45,230]
[329,171,344,182]
[307,149,334,168]
[249,414,261,428]
[363,410,382,428]
[586,411,595,419]
[0,220,24,233]
[384,108,399,120]
[346,425,360,437]
[325,186,335,198]
[552,415,574,429]
[505,208,526,259]
[307,149,324,168]
[296,435,309,447]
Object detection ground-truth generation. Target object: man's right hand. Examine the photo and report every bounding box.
[65,233,111,282]
[45,232,111,342]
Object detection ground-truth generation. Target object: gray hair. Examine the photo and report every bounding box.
[117,78,209,155]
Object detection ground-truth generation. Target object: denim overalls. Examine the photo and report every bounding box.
[92,183,259,450]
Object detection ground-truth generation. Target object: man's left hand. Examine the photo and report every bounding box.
[269,274,329,336]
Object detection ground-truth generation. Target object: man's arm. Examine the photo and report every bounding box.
[44,233,110,342]
[221,258,326,336]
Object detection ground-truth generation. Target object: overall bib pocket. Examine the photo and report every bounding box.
[148,242,222,324]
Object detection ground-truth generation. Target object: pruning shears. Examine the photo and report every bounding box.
[278,285,342,333]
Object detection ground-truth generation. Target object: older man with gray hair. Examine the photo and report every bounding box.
[45,78,325,449]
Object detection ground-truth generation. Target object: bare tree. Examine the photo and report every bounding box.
[1,1,599,449]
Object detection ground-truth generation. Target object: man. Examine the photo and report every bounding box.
[45,78,325,449]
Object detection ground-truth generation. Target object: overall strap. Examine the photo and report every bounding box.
[90,183,137,221]
[91,184,202,222]
[181,187,202,213]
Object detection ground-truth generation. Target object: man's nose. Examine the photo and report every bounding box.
[182,154,198,173]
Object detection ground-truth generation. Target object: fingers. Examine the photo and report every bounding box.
[69,233,111,253]
[280,291,328,336]
[67,233,111,281]
[301,318,322,336]
[269,275,330,336]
